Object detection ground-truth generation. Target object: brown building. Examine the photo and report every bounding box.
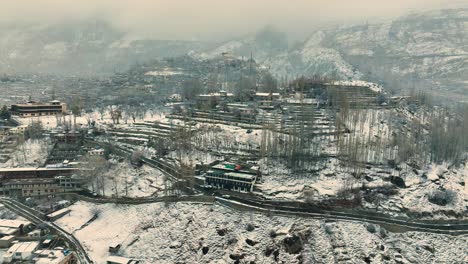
[10,100,67,117]
[0,168,77,180]
[0,168,81,197]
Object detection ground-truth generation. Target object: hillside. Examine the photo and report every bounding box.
[196,8,468,101]
[0,21,211,76]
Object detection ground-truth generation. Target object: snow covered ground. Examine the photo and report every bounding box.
[0,139,49,168]
[55,201,468,264]
[100,162,167,198]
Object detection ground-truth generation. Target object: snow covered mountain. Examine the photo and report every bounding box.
[0,21,211,76]
[196,8,467,100]
[195,30,363,81]
[329,8,468,98]
[0,9,466,100]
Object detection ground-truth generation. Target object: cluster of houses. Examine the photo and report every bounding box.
[0,218,75,263]
[170,79,385,115]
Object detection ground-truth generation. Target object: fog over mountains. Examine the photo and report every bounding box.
[0,8,466,99]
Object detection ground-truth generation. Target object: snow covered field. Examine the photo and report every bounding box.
[100,163,167,198]
[56,201,468,264]
[0,139,49,168]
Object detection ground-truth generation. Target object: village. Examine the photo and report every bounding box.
[0,53,467,263]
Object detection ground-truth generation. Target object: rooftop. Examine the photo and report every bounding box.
[0,227,19,235]
[7,241,39,253]
[199,92,234,97]
[34,249,71,264]
[0,167,78,172]
[107,255,133,264]
[0,235,15,241]
[0,219,32,229]
[5,178,58,184]
[255,92,281,97]
[224,172,256,180]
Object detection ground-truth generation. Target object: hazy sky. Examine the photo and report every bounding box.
[2,0,467,39]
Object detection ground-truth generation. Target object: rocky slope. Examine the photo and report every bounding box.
[56,201,468,264]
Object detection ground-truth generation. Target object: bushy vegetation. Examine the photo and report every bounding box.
[428,189,456,206]
[0,105,11,120]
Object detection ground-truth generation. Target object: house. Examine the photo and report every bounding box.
[226,103,255,115]
[88,148,105,156]
[10,100,67,117]
[255,92,281,110]
[27,229,42,237]
[0,219,33,235]
[203,162,259,192]
[2,241,40,263]
[0,235,15,248]
[9,125,28,134]
[0,167,78,180]
[106,256,140,264]
[1,178,61,197]
[168,93,182,102]
[196,91,234,108]
[109,242,122,253]
[47,208,71,221]
[33,249,76,264]
[0,167,80,197]
[0,227,19,236]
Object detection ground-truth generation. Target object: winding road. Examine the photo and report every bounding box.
[7,138,460,263]
[0,197,92,264]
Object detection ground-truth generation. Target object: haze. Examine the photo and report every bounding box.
[1,0,467,40]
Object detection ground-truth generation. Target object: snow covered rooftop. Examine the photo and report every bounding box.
[0,219,32,228]
[106,255,134,264]
[326,80,384,93]
[0,167,78,172]
[255,92,281,97]
[0,227,18,235]
[34,249,70,264]
[144,69,183,76]
[7,241,39,253]
[198,92,234,97]
[0,235,14,241]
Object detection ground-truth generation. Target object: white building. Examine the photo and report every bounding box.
[3,241,39,263]
[107,255,140,264]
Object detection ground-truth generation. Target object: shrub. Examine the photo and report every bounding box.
[324,224,334,235]
[379,227,387,238]
[269,230,277,238]
[428,189,456,206]
[366,223,376,233]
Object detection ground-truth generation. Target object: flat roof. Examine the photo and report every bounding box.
[34,249,69,264]
[107,256,132,264]
[4,178,58,185]
[206,171,255,180]
[224,172,255,180]
[0,235,15,240]
[198,93,234,97]
[47,208,71,218]
[0,219,32,228]
[7,241,39,253]
[211,164,257,175]
[0,167,78,172]
[0,227,18,235]
[255,92,280,96]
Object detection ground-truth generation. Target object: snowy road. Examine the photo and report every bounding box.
[0,197,92,264]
